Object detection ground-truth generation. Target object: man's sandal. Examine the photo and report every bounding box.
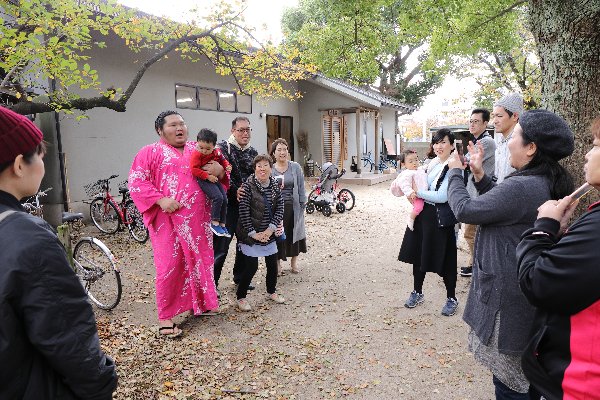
[199,309,220,317]
[158,324,183,338]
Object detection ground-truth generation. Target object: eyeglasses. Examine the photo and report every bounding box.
[469,119,482,124]
[235,128,252,133]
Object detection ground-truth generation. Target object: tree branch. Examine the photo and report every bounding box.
[473,1,527,30]
[403,64,421,86]
[117,20,231,106]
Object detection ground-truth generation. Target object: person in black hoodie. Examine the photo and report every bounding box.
[516,117,600,400]
[0,107,117,399]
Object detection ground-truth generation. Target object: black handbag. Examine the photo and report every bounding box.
[435,202,458,228]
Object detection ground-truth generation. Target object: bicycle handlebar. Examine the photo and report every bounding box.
[93,175,119,187]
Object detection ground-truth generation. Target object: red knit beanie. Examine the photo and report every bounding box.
[0,107,44,164]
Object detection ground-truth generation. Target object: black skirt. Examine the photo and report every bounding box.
[398,202,457,276]
[276,200,307,261]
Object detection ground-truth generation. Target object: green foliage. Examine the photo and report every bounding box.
[281,0,444,108]
[448,8,540,109]
[1,0,313,114]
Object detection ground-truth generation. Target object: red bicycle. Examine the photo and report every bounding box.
[85,174,149,243]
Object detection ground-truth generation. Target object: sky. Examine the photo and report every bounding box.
[117,0,299,44]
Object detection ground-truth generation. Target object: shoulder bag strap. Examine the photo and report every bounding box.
[0,210,17,223]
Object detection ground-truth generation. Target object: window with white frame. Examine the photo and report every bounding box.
[175,84,252,114]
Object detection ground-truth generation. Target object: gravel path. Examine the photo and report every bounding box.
[94,182,494,399]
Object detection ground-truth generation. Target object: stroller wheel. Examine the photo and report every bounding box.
[336,202,346,213]
[338,189,355,211]
[315,204,323,212]
[322,205,332,217]
[305,202,315,214]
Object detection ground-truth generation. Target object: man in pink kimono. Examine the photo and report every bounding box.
[129,110,222,337]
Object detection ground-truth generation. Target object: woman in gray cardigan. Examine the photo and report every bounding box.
[446,110,574,399]
[270,138,307,274]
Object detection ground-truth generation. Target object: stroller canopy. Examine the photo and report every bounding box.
[319,162,339,192]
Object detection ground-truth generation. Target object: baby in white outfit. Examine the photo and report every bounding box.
[390,150,428,230]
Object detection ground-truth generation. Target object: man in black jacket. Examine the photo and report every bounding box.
[213,116,258,289]
[0,106,117,399]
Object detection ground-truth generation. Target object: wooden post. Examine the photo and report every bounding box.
[57,223,74,268]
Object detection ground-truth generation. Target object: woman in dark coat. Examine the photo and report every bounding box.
[447,109,575,399]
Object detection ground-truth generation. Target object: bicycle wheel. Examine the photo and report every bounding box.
[73,238,122,310]
[90,198,120,234]
[125,200,149,243]
[338,189,355,211]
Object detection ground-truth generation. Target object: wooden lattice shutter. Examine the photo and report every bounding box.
[322,115,343,168]
[322,116,332,163]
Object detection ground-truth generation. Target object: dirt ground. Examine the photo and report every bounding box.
[93,181,494,399]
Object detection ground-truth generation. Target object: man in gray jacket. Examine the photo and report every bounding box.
[460,108,496,277]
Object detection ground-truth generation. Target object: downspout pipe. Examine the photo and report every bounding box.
[50,79,69,212]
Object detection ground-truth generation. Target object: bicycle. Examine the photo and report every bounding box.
[85,175,149,243]
[305,162,356,216]
[23,191,122,310]
[21,187,52,218]
[361,151,389,172]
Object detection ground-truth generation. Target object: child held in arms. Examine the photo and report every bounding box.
[390,149,428,230]
[190,128,232,237]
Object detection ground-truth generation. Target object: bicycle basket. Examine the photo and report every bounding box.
[84,181,104,198]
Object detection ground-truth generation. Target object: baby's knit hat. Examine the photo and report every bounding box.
[494,93,524,117]
[519,109,574,161]
[0,107,44,164]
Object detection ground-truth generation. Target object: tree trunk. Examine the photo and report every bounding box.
[528,0,600,207]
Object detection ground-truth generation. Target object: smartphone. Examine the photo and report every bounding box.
[455,139,465,164]
[569,182,594,204]
[275,175,284,189]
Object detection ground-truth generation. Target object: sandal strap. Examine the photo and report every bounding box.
[158,324,178,332]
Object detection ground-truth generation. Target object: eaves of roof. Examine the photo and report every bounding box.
[308,73,416,113]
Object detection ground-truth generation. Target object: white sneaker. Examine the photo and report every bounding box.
[267,293,285,304]
[237,298,252,311]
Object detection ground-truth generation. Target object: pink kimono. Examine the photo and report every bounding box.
[129,140,218,319]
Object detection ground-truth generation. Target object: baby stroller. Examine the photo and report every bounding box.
[306,162,355,217]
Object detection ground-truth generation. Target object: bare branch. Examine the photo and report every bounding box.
[473,1,527,30]
[403,64,421,86]
[399,45,417,66]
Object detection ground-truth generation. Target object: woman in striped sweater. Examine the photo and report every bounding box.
[235,154,285,311]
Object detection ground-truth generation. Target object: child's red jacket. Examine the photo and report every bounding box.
[190,148,231,190]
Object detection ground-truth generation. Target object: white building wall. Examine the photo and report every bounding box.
[58,33,297,213]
